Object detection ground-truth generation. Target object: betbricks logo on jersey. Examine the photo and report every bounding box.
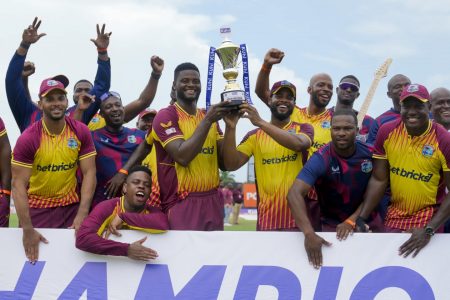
[36,161,77,172]
[262,154,298,165]
[312,141,326,150]
[390,166,433,182]
[200,146,214,155]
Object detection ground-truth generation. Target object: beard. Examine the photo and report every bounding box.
[270,104,294,121]
[312,91,330,108]
[177,90,200,103]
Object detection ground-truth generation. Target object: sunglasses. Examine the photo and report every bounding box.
[100,91,121,101]
[339,82,359,92]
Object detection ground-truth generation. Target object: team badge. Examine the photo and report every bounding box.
[67,137,78,149]
[100,137,109,143]
[321,120,331,129]
[331,165,340,174]
[422,145,434,158]
[91,116,99,123]
[361,160,373,173]
[407,84,419,93]
[165,128,177,135]
[160,121,173,128]
[128,135,137,144]
[46,80,59,87]
[287,128,295,133]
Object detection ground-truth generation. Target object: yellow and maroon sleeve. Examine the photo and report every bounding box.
[152,106,184,147]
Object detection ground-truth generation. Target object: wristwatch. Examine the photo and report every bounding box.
[424,225,435,237]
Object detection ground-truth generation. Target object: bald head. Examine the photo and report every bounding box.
[387,74,410,90]
[309,73,333,87]
[431,87,450,101]
[387,74,411,106]
[430,87,450,130]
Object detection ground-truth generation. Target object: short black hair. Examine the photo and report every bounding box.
[340,75,360,87]
[174,62,200,81]
[73,79,93,90]
[331,109,358,125]
[127,165,152,179]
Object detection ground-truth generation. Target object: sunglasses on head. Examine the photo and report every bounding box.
[339,82,359,92]
[100,91,121,101]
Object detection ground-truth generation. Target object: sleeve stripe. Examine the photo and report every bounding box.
[79,151,97,161]
[372,154,387,160]
[161,135,184,147]
[0,129,6,137]
[11,160,33,168]
[126,225,167,234]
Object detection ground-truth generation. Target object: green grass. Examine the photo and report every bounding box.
[8,213,256,231]
[9,213,18,228]
[224,218,256,231]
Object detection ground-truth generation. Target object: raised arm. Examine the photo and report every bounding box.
[122,56,164,122]
[5,17,45,132]
[69,24,112,124]
[222,111,250,171]
[254,48,285,106]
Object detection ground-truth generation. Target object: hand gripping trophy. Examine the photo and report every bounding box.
[205,27,253,109]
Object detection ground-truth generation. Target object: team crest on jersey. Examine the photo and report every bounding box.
[160,121,172,128]
[321,121,331,129]
[287,128,295,133]
[165,128,177,135]
[91,116,99,123]
[422,145,434,158]
[128,135,137,144]
[331,165,340,174]
[101,137,109,143]
[361,160,373,173]
[67,137,78,149]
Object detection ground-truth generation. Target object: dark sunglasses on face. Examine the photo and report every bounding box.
[339,82,359,92]
[100,91,121,101]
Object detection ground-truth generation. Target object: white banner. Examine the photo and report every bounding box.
[0,229,448,300]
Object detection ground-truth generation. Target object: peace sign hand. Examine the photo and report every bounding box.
[90,24,112,49]
[22,17,46,45]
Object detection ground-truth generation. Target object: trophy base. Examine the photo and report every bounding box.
[221,90,246,109]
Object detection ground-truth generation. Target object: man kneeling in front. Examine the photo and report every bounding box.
[76,166,169,261]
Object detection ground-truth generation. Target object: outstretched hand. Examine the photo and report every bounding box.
[90,24,111,49]
[22,17,46,45]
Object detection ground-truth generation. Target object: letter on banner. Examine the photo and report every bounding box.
[135,264,226,299]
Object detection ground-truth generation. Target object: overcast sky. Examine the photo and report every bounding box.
[2,0,450,182]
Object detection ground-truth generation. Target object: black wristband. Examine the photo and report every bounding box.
[355,216,368,232]
[98,50,107,55]
[151,71,161,80]
[20,42,30,50]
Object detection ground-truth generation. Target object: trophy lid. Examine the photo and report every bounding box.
[216,27,240,69]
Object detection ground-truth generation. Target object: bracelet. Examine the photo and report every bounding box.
[97,47,108,52]
[344,218,356,229]
[1,190,11,196]
[20,42,30,50]
[261,64,272,73]
[118,169,128,175]
[151,71,161,80]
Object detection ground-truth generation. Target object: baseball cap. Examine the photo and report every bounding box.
[400,84,430,103]
[138,109,157,121]
[270,80,296,99]
[39,75,69,97]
